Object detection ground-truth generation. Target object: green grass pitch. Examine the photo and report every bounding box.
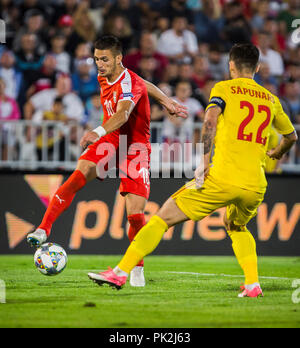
[0,255,300,328]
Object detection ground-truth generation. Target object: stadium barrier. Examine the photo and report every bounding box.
[0,173,299,256]
[0,121,299,173]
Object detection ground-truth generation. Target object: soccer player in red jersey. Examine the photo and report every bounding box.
[27,36,188,287]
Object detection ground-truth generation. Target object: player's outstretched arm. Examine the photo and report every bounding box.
[143,79,188,119]
[195,105,221,188]
[267,131,298,160]
[80,100,134,149]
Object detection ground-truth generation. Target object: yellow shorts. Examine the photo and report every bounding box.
[172,176,265,226]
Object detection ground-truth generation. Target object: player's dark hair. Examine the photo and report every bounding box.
[54,96,63,104]
[93,35,123,57]
[229,43,260,73]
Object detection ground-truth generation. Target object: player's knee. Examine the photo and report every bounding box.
[156,198,188,228]
[125,193,147,216]
[76,160,96,182]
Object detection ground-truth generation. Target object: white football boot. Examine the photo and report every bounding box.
[27,228,47,247]
[130,266,146,287]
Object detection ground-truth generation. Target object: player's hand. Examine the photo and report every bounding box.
[266,148,284,160]
[164,99,188,119]
[194,164,210,189]
[80,131,99,149]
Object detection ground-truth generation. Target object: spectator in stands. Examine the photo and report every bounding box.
[150,81,173,143]
[52,0,79,25]
[201,78,218,107]
[26,54,58,99]
[254,61,278,87]
[57,15,84,55]
[82,92,104,130]
[123,32,168,80]
[137,57,160,85]
[168,63,199,99]
[141,0,170,15]
[150,82,173,122]
[257,30,285,77]
[251,0,270,33]
[192,55,212,89]
[82,3,104,35]
[24,74,84,124]
[72,42,96,75]
[286,62,300,81]
[102,14,134,54]
[161,0,194,27]
[0,77,21,160]
[14,32,45,106]
[282,79,300,124]
[260,17,286,53]
[198,42,210,55]
[35,96,69,161]
[13,9,48,55]
[106,0,143,35]
[288,45,300,66]
[194,0,222,43]
[162,61,179,86]
[162,81,204,147]
[221,0,253,48]
[139,0,170,29]
[0,51,23,100]
[153,17,170,41]
[18,0,52,26]
[72,57,99,102]
[72,1,97,46]
[50,33,71,74]
[157,16,198,64]
[281,74,300,164]
[208,43,229,81]
[0,0,298,170]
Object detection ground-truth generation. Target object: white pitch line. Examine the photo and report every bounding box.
[165,271,295,281]
[85,270,296,281]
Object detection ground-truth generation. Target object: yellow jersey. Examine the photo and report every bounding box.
[206,78,295,193]
[36,111,67,149]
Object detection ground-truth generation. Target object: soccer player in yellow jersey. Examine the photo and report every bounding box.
[88,44,298,298]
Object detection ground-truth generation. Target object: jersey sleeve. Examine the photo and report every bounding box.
[206,82,227,113]
[273,97,295,135]
[119,73,143,105]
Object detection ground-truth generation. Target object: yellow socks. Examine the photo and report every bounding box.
[227,228,259,285]
[118,215,168,274]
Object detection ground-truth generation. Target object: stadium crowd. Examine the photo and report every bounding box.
[0,0,299,168]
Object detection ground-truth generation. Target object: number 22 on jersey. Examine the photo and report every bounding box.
[237,101,271,146]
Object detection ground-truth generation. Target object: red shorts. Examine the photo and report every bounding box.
[79,134,151,199]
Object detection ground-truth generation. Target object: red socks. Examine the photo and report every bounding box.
[39,170,146,272]
[39,170,87,236]
[128,213,146,267]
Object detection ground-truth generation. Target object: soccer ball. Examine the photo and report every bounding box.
[34,243,67,276]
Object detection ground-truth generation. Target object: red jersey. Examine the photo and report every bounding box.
[98,68,151,147]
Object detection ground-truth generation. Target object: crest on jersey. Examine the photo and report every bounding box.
[113,91,117,103]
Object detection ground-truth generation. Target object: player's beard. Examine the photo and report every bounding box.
[103,60,118,80]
